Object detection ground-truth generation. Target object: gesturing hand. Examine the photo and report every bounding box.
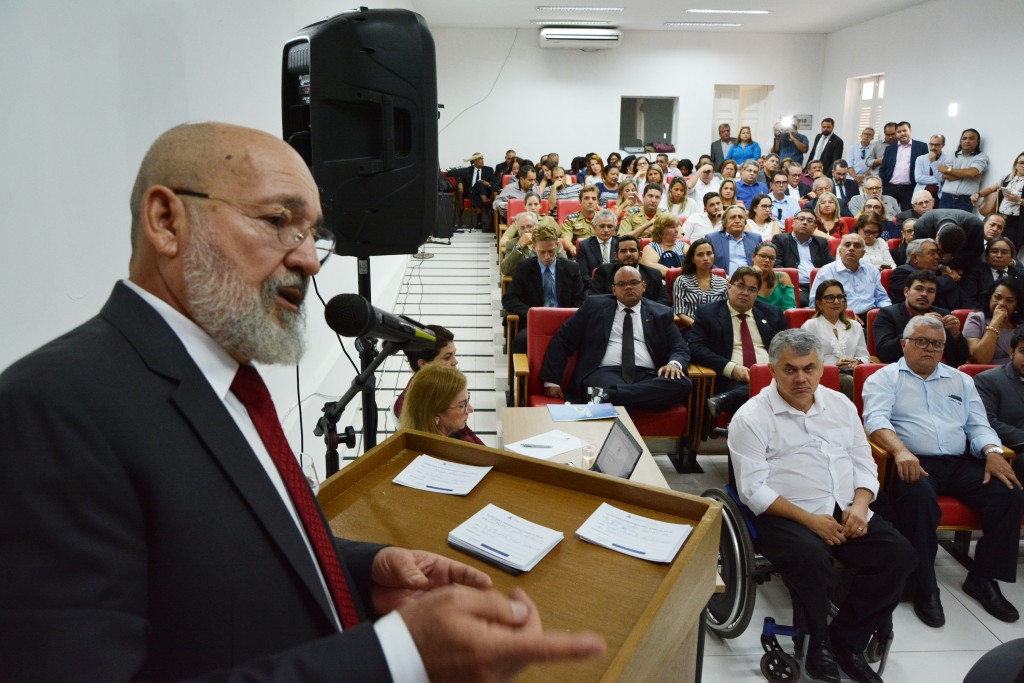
[371,547,493,615]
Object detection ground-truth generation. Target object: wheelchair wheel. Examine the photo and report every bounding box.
[760,650,800,683]
[702,487,756,638]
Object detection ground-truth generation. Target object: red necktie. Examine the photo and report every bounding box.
[231,365,359,629]
[738,313,757,368]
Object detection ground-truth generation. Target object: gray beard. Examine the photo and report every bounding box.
[183,223,308,365]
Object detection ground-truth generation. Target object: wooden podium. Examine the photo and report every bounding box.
[317,430,721,682]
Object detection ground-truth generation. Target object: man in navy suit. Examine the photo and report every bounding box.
[830,160,860,204]
[881,121,929,212]
[0,122,604,682]
[772,210,836,306]
[541,266,691,410]
[503,222,586,353]
[708,205,761,275]
[590,235,671,306]
[575,208,618,291]
[690,267,787,431]
[976,326,1024,470]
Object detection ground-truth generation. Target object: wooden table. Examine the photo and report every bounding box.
[501,406,669,489]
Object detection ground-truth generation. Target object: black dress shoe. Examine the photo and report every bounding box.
[835,646,883,683]
[703,394,726,439]
[804,640,840,683]
[963,574,1020,622]
[913,591,945,627]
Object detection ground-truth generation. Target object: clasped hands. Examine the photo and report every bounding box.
[372,547,605,682]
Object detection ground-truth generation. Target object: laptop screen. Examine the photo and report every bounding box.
[592,417,644,479]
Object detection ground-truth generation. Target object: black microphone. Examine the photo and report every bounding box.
[324,294,437,350]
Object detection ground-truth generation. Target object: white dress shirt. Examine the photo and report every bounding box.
[121,280,428,683]
[729,381,879,517]
[599,300,656,370]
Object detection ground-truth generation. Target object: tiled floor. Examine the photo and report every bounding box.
[366,230,1024,681]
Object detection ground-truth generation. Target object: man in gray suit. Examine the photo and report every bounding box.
[710,123,735,171]
[975,324,1024,481]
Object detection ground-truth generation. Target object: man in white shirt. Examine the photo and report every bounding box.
[688,161,721,204]
[730,329,913,683]
[683,192,724,241]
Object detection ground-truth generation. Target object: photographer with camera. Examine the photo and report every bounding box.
[771,117,809,166]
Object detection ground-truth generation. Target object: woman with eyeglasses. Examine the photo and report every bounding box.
[853,213,896,270]
[397,363,482,444]
[857,196,899,240]
[746,192,782,241]
[964,276,1024,365]
[752,241,796,312]
[974,152,1024,250]
[631,156,650,184]
[672,237,728,332]
[641,213,689,275]
[802,279,869,398]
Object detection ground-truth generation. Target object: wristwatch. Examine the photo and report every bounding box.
[982,445,1003,457]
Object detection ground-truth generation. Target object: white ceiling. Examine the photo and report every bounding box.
[410,0,929,35]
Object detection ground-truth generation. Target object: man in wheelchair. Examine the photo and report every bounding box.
[729,330,915,683]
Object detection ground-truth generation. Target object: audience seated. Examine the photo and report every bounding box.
[560,184,601,255]
[872,269,970,366]
[730,329,912,683]
[687,161,721,205]
[502,223,585,353]
[500,210,567,277]
[752,241,796,312]
[748,192,783,241]
[398,364,483,445]
[889,238,963,310]
[691,266,787,431]
[540,266,691,411]
[849,177,900,218]
[767,172,800,224]
[894,190,935,226]
[708,205,761,277]
[785,162,813,201]
[660,177,699,219]
[574,208,618,291]
[613,179,641,223]
[772,210,836,306]
[641,214,688,275]
[961,236,1024,308]
[620,183,671,238]
[684,192,725,242]
[963,276,1024,365]
[735,161,770,207]
[975,324,1024,472]
[493,164,538,221]
[802,279,869,399]
[809,233,891,322]
[673,237,729,333]
[863,315,1022,628]
[591,235,670,306]
[854,213,897,270]
[890,218,917,267]
[544,166,583,220]
[393,325,458,418]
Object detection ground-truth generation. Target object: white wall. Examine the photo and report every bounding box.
[434,28,827,169]
[818,0,1024,180]
[0,1,415,467]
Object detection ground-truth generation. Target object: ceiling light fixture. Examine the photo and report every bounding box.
[665,21,742,27]
[532,19,612,26]
[536,6,624,12]
[686,8,770,15]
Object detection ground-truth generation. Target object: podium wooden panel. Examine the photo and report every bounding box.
[317,430,722,682]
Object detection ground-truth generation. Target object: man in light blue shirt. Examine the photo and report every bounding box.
[769,172,800,222]
[808,234,890,319]
[863,315,1022,629]
[914,134,951,196]
[772,119,809,165]
[848,127,874,182]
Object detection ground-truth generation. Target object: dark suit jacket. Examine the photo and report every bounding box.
[872,302,970,366]
[707,231,761,273]
[454,164,494,188]
[771,233,835,275]
[503,256,586,325]
[710,138,736,171]
[913,208,985,275]
[575,235,618,290]
[689,299,787,377]
[975,363,1024,448]
[961,263,1024,309]
[795,182,813,198]
[831,177,860,201]
[541,295,689,402]
[880,139,928,185]
[809,133,844,177]
[888,263,964,310]
[591,262,670,306]
[0,283,389,682]
[890,239,911,267]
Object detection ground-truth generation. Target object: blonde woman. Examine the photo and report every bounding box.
[641,214,688,275]
[813,191,844,237]
[398,364,482,444]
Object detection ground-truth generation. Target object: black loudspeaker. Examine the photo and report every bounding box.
[282,9,438,258]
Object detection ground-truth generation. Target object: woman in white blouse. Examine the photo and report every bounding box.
[852,213,896,270]
[801,279,869,399]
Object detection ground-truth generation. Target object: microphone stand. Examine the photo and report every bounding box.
[315,337,401,477]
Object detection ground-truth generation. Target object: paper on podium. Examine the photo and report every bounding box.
[392,454,491,495]
[546,403,618,422]
[448,503,564,574]
[504,429,584,459]
[576,502,693,563]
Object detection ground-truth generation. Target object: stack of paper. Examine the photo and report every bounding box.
[576,502,692,563]
[392,455,491,495]
[504,429,584,459]
[448,504,564,574]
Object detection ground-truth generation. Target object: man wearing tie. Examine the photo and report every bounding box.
[830,160,860,204]
[574,208,619,291]
[807,118,844,178]
[541,266,691,410]
[503,223,586,353]
[690,266,787,432]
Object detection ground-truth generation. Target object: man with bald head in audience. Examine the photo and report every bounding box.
[0,122,605,682]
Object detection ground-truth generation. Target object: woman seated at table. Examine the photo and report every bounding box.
[641,214,688,275]
[718,179,740,209]
[660,177,698,219]
[594,165,621,207]
[672,237,728,332]
[614,179,641,222]
[393,325,458,417]
[746,192,782,241]
[965,276,1024,365]
[718,159,738,181]
[801,279,869,398]
[752,241,796,312]
[858,197,899,239]
[853,212,896,270]
[813,191,844,237]
[398,364,483,445]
